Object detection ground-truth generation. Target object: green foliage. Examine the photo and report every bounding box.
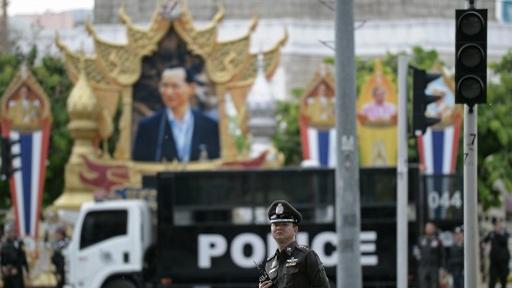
[478,50,512,209]
[410,47,441,69]
[0,48,73,209]
[273,89,302,166]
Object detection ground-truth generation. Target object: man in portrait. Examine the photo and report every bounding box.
[132,66,220,162]
[357,85,397,126]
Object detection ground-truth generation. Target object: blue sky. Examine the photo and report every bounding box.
[8,0,94,15]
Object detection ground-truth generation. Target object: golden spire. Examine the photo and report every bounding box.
[67,53,98,121]
[66,52,100,164]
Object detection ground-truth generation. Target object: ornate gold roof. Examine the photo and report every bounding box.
[0,64,52,131]
[56,2,287,89]
[299,65,336,129]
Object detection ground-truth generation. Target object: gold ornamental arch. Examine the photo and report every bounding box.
[54,1,287,210]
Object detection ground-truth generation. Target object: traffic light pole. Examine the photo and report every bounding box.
[463,0,481,284]
[335,0,362,287]
[396,55,409,288]
[464,107,479,288]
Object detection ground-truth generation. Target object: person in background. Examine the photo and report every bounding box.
[414,221,444,288]
[483,217,510,288]
[51,227,69,288]
[447,226,464,288]
[1,223,29,288]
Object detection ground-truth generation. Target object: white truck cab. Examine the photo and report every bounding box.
[65,200,153,288]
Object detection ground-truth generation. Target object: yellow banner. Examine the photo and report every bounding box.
[356,61,397,167]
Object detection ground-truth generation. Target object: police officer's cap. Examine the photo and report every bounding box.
[267,200,302,224]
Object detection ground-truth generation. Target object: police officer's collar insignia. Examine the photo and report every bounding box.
[271,259,277,268]
[285,245,296,256]
[276,203,284,215]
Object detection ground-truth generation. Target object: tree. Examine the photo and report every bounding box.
[478,50,512,209]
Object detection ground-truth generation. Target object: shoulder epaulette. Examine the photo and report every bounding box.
[296,245,310,252]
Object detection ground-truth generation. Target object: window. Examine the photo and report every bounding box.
[80,210,128,249]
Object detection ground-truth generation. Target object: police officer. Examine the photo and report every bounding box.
[51,226,69,288]
[483,217,510,288]
[1,223,28,288]
[414,222,444,288]
[447,226,464,288]
[258,200,330,288]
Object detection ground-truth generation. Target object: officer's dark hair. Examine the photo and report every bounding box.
[162,65,195,84]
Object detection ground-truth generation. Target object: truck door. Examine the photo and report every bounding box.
[71,208,135,287]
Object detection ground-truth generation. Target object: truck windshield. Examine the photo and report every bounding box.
[80,210,128,249]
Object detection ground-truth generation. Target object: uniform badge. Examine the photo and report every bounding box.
[286,257,298,267]
[276,203,284,215]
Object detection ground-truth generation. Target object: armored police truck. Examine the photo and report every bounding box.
[65,168,420,288]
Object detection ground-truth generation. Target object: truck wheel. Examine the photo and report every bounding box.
[103,279,138,288]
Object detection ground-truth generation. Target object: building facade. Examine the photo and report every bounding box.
[92,0,510,100]
[94,0,497,23]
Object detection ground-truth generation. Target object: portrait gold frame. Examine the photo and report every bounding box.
[54,1,287,210]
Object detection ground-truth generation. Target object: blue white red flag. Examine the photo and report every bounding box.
[3,122,51,237]
[300,125,336,167]
[0,68,52,238]
[418,125,460,175]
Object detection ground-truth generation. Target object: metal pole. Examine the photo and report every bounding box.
[464,106,479,288]
[396,55,409,288]
[463,2,479,288]
[335,0,361,287]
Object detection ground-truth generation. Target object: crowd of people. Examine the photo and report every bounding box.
[0,222,69,288]
[415,218,511,288]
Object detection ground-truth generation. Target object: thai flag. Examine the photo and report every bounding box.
[300,121,337,167]
[5,123,50,238]
[417,125,461,175]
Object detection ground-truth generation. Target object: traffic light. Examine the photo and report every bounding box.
[455,8,487,106]
[1,136,20,179]
[412,67,442,136]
